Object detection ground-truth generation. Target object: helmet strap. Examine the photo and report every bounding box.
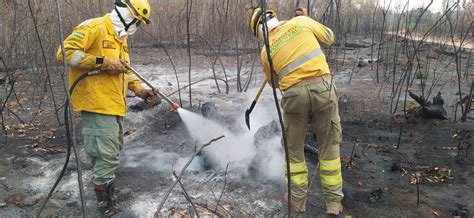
[114,0,127,7]
[114,7,138,32]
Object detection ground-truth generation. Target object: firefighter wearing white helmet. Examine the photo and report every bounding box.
[250,8,344,215]
[56,0,157,215]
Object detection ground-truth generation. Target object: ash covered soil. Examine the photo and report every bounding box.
[0,45,473,217]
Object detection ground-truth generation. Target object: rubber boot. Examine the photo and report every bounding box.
[94,184,108,208]
[104,181,122,216]
[283,192,307,213]
[326,202,343,216]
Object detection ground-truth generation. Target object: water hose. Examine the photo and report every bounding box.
[38,63,175,215]
[37,1,87,216]
[258,0,292,215]
[36,70,97,217]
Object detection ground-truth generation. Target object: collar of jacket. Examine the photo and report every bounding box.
[104,14,126,42]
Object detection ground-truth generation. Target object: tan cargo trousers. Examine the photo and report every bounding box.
[281,75,344,207]
[82,111,124,185]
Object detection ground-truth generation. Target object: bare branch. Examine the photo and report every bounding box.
[155,135,225,216]
[172,171,200,218]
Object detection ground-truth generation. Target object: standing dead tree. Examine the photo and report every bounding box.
[186,0,193,108]
[0,57,20,144]
[37,1,86,217]
[370,0,380,72]
[389,1,408,113]
[178,33,230,93]
[391,1,461,114]
[27,0,61,125]
[211,0,230,94]
[141,29,183,106]
[447,14,473,122]
[375,0,392,83]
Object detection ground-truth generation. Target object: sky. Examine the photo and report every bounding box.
[388,0,446,13]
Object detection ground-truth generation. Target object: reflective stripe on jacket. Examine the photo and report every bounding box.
[57,14,144,116]
[261,16,334,90]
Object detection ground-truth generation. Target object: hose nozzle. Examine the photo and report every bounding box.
[172,103,180,111]
[122,61,180,111]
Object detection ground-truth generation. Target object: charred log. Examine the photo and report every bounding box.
[408,91,447,119]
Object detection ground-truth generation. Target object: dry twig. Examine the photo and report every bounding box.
[172,171,199,218]
[155,135,225,216]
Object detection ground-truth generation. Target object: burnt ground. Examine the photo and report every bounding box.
[0,42,473,217]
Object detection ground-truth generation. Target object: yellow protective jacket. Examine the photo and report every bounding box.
[57,14,144,116]
[261,16,334,90]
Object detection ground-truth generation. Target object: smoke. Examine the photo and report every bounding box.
[254,137,285,180]
[176,87,285,181]
[120,66,285,181]
[121,144,179,172]
[177,108,256,170]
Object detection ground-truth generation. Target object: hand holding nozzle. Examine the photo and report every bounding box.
[101,58,128,75]
[121,61,180,111]
[136,89,161,106]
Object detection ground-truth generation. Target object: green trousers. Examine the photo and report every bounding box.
[82,111,123,185]
[281,75,344,206]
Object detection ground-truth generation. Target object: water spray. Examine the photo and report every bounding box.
[123,62,180,111]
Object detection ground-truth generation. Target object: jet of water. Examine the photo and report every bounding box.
[177,108,231,144]
[176,108,257,171]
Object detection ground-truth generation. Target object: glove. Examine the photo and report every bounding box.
[145,94,160,106]
[136,89,161,107]
[293,7,308,17]
[101,58,127,75]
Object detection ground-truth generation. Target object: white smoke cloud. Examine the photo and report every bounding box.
[176,86,285,181]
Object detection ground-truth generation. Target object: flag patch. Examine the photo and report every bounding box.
[72,32,85,40]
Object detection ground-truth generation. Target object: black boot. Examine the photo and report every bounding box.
[104,181,122,216]
[94,182,122,216]
[94,184,108,208]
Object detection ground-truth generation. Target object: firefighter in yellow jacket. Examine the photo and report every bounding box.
[56,0,157,215]
[250,8,344,215]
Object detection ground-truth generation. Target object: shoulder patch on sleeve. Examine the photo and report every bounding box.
[72,31,85,40]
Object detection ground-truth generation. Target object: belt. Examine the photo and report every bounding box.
[291,74,332,88]
[278,47,324,82]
